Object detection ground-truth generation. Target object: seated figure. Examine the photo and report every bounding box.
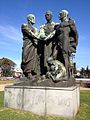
[46,57,67,82]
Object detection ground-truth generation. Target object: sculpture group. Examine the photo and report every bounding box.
[21,10,78,85]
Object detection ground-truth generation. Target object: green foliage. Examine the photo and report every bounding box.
[0,57,16,77]
[0,91,90,120]
[0,57,16,67]
[2,66,12,77]
[80,66,90,78]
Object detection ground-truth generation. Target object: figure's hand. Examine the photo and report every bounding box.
[44,36,48,41]
[40,34,46,39]
[29,30,38,39]
[44,31,55,41]
[36,36,41,40]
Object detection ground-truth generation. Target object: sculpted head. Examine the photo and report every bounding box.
[27,14,35,24]
[59,10,69,21]
[45,10,52,22]
[47,57,53,65]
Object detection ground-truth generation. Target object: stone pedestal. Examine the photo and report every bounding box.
[4,85,80,118]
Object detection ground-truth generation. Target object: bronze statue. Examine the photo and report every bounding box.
[38,10,56,76]
[54,10,78,80]
[20,10,78,86]
[21,14,38,79]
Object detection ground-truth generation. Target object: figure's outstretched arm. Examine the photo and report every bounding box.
[37,25,46,39]
[21,24,37,39]
[44,31,56,41]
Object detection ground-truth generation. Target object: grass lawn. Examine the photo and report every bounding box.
[0,91,90,120]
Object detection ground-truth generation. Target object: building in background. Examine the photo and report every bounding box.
[13,68,23,78]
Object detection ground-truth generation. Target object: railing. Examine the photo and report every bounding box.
[76,78,90,81]
[75,78,90,87]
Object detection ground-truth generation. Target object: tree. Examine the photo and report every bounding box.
[0,57,16,77]
[80,67,85,77]
[85,66,90,78]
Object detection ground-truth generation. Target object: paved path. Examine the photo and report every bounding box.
[0,84,13,91]
[80,87,90,91]
[0,84,90,91]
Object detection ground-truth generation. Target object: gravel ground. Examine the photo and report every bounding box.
[0,84,13,91]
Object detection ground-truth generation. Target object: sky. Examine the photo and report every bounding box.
[0,0,90,70]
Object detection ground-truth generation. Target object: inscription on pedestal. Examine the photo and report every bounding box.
[58,98,72,107]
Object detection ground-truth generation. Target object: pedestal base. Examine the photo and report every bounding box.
[4,85,80,118]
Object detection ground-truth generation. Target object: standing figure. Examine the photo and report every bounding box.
[38,10,56,76]
[21,14,38,79]
[54,10,78,79]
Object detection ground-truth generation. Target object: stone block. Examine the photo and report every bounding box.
[4,85,80,118]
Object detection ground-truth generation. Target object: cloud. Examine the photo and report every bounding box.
[0,25,23,64]
[0,40,10,46]
[0,25,22,43]
[14,59,21,68]
[0,24,22,54]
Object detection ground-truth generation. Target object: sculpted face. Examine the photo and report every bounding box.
[27,14,35,24]
[45,11,52,21]
[47,57,53,65]
[59,10,69,21]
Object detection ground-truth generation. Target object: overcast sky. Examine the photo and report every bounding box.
[0,0,90,69]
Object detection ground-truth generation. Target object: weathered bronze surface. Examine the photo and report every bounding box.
[20,10,78,87]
